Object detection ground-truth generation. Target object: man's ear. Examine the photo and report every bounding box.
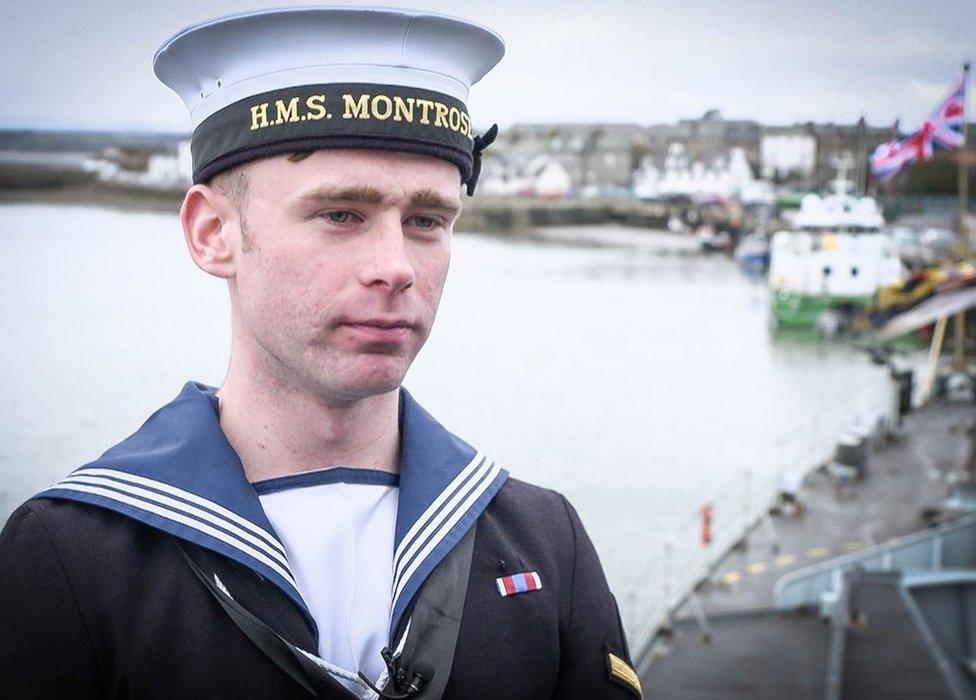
[181,184,238,279]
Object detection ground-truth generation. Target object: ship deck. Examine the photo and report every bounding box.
[641,400,975,698]
[688,401,971,616]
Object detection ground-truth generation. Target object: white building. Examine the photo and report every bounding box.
[84,139,193,191]
[524,156,572,198]
[633,143,774,204]
[478,155,572,198]
[760,130,816,181]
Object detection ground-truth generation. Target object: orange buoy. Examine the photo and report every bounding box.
[701,503,713,546]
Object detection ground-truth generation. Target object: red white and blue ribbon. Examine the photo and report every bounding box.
[496,571,542,597]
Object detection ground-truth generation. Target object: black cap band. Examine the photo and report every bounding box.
[191,82,476,185]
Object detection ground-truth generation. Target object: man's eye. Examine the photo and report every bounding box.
[326,211,353,224]
[407,215,437,229]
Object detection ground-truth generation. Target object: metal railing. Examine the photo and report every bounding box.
[627,374,901,673]
[773,513,976,609]
[626,462,790,672]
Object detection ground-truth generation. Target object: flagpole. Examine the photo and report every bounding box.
[961,62,971,249]
[955,64,971,379]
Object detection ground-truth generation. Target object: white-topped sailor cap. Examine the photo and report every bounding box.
[153,7,505,194]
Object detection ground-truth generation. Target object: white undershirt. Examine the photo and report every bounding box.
[257,470,398,697]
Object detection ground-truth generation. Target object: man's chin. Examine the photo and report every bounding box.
[344,376,404,400]
[316,360,409,402]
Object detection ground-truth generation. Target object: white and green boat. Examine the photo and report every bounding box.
[768,170,903,331]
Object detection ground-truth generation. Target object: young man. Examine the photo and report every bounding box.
[0,8,640,699]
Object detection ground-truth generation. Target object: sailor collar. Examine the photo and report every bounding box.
[38,381,508,642]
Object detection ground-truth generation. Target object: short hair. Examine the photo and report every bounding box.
[208,151,314,216]
[209,164,250,216]
[207,151,314,252]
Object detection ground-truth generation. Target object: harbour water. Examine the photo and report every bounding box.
[0,203,905,622]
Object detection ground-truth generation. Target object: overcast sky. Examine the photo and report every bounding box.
[1,0,973,133]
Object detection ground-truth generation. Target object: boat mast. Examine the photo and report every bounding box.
[960,63,972,248]
[954,63,972,375]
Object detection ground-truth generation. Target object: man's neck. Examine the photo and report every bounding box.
[216,370,401,484]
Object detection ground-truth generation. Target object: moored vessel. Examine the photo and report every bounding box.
[769,165,903,331]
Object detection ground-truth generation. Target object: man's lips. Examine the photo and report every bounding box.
[335,318,418,344]
[341,317,415,328]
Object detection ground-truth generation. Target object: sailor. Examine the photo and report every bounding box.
[0,8,640,699]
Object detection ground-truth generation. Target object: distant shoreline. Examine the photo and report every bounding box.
[0,187,708,256]
[0,157,706,246]
[0,183,183,214]
[0,185,683,235]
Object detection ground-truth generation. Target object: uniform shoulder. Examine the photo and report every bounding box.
[495,476,574,519]
[3,496,159,567]
[6,496,118,537]
[483,476,584,549]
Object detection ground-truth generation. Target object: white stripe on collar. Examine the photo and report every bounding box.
[391,457,500,611]
[54,469,299,590]
[67,467,289,562]
[393,451,486,576]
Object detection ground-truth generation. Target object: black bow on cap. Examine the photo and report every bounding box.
[466,123,498,196]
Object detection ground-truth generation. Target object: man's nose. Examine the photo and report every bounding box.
[361,215,416,293]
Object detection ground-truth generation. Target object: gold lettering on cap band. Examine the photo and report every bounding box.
[249,91,474,140]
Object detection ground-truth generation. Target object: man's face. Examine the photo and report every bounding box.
[227,149,461,403]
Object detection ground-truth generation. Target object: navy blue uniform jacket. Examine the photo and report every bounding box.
[0,383,640,699]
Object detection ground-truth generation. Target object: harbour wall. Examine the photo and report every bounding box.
[0,158,690,234]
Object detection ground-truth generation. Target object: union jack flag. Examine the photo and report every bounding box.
[870,72,968,181]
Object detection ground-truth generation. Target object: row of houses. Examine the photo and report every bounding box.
[70,110,899,202]
[478,110,899,199]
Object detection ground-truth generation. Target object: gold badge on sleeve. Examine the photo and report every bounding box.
[606,649,642,698]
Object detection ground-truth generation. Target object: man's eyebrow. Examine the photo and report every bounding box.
[295,185,386,205]
[408,189,462,215]
[293,186,460,215]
